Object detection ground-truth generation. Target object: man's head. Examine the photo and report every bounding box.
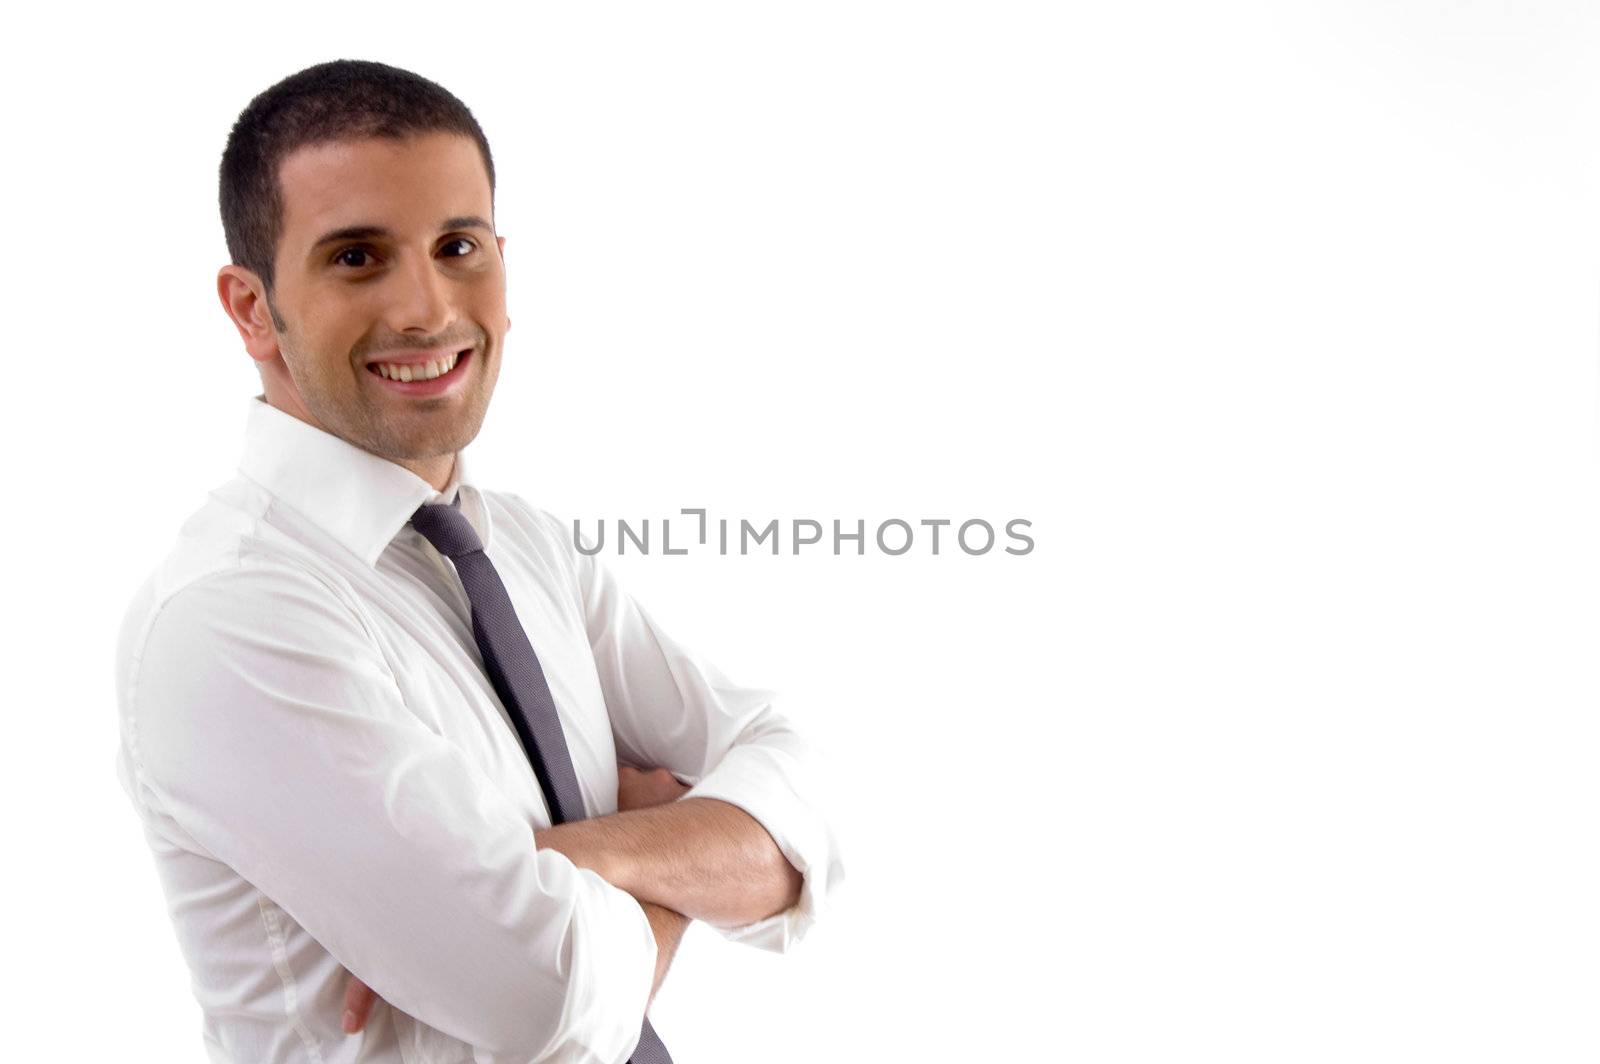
[216,59,509,488]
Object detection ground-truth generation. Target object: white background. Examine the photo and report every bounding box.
[2,2,1597,1061]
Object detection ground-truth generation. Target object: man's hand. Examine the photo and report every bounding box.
[341,762,689,1035]
[342,970,376,1034]
[617,765,690,812]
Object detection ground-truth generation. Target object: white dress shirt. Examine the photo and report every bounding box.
[114,395,844,1064]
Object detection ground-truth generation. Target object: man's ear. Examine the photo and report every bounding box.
[217,265,282,365]
[498,235,510,334]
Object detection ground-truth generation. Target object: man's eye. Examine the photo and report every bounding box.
[441,238,476,258]
[334,247,373,268]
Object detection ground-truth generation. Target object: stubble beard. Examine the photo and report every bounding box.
[278,328,494,465]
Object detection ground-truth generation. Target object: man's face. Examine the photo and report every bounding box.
[251,131,508,469]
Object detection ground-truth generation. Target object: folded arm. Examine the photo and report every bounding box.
[351,766,800,1031]
[536,793,803,927]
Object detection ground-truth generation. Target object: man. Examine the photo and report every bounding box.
[113,59,844,1063]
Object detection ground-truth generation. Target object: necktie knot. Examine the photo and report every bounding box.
[410,493,482,559]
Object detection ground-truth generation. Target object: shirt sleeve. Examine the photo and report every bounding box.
[539,508,846,953]
[123,557,657,1064]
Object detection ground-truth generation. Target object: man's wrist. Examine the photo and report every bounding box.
[534,819,633,892]
[637,898,691,1005]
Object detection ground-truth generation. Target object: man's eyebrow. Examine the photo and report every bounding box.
[310,216,494,251]
[441,215,494,234]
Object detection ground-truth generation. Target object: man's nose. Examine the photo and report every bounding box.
[386,252,454,335]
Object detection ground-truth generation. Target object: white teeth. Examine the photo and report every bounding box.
[373,352,460,381]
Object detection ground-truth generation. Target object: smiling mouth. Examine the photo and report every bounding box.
[367,348,472,382]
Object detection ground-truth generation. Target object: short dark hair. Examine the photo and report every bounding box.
[219,59,496,301]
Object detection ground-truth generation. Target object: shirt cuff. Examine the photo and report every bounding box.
[680,741,844,954]
[524,858,658,1064]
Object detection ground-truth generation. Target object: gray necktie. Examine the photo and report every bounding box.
[411,492,674,1064]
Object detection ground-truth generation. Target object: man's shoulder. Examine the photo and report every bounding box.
[114,478,354,692]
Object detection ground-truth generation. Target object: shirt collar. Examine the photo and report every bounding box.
[237,394,492,568]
